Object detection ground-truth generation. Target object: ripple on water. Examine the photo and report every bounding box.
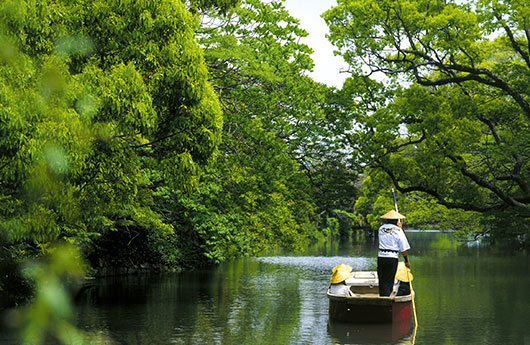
[255,255,375,272]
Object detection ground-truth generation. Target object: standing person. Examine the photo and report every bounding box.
[377,210,410,296]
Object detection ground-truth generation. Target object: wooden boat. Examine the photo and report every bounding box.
[327,271,413,323]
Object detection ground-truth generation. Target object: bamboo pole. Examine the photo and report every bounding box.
[393,188,418,342]
[407,268,418,334]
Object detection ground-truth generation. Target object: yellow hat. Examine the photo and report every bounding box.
[395,262,413,282]
[381,209,406,219]
[330,264,352,284]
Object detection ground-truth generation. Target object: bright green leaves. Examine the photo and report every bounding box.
[79,63,156,135]
[476,0,530,35]
[200,0,313,82]
[60,0,223,170]
[325,0,481,81]
[198,1,362,245]
[0,0,223,252]
[323,0,530,241]
[150,0,342,263]
[421,1,480,51]
[0,41,84,244]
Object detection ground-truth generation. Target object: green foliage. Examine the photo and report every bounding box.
[0,0,222,244]
[11,244,92,345]
[0,0,354,281]
[324,0,530,241]
[195,0,361,247]
[39,0,346,270]
[187,0,240,14]
[0,0,229,315]
[183,0,338,259]
[6,243,115,344]
[317,217,341,240]
[355,169,485,233]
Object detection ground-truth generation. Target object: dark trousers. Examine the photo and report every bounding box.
[377,257,398,296]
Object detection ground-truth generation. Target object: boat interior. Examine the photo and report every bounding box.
[328,271,412,301]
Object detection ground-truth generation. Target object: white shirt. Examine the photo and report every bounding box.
[329,283,354,296]
[378,224,410,259]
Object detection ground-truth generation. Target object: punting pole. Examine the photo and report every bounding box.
[407,267,418,343]
[392,188,398,212]
[393,188,418,341]
[392,188,402,226]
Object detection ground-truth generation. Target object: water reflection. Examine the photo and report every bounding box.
[2,232,529,345]
[69,233,530,344]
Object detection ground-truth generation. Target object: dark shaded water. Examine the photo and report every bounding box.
[3,232,530,344]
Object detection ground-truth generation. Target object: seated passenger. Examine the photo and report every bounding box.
[329,264,355,297]
[393,262,413,296]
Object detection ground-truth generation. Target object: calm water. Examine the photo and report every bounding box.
[3,232,530,344]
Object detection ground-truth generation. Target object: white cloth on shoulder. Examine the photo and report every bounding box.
[329,283,355,296]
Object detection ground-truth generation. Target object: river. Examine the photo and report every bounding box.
[3,231,530,344]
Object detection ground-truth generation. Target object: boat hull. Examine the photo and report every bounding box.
[328,318,413,343]
[327,271,413,323]
[328,293,412,323]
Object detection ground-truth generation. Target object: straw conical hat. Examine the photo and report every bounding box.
[395,262,413,282]
[332,263,351,273]
[381,209,406,219]
[330,264,352,284]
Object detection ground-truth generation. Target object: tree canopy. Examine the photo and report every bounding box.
[1,0,357,282]
[0,0,223,257]
[323,0,530,239]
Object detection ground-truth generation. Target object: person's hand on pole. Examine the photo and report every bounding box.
[402,250,410,268]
